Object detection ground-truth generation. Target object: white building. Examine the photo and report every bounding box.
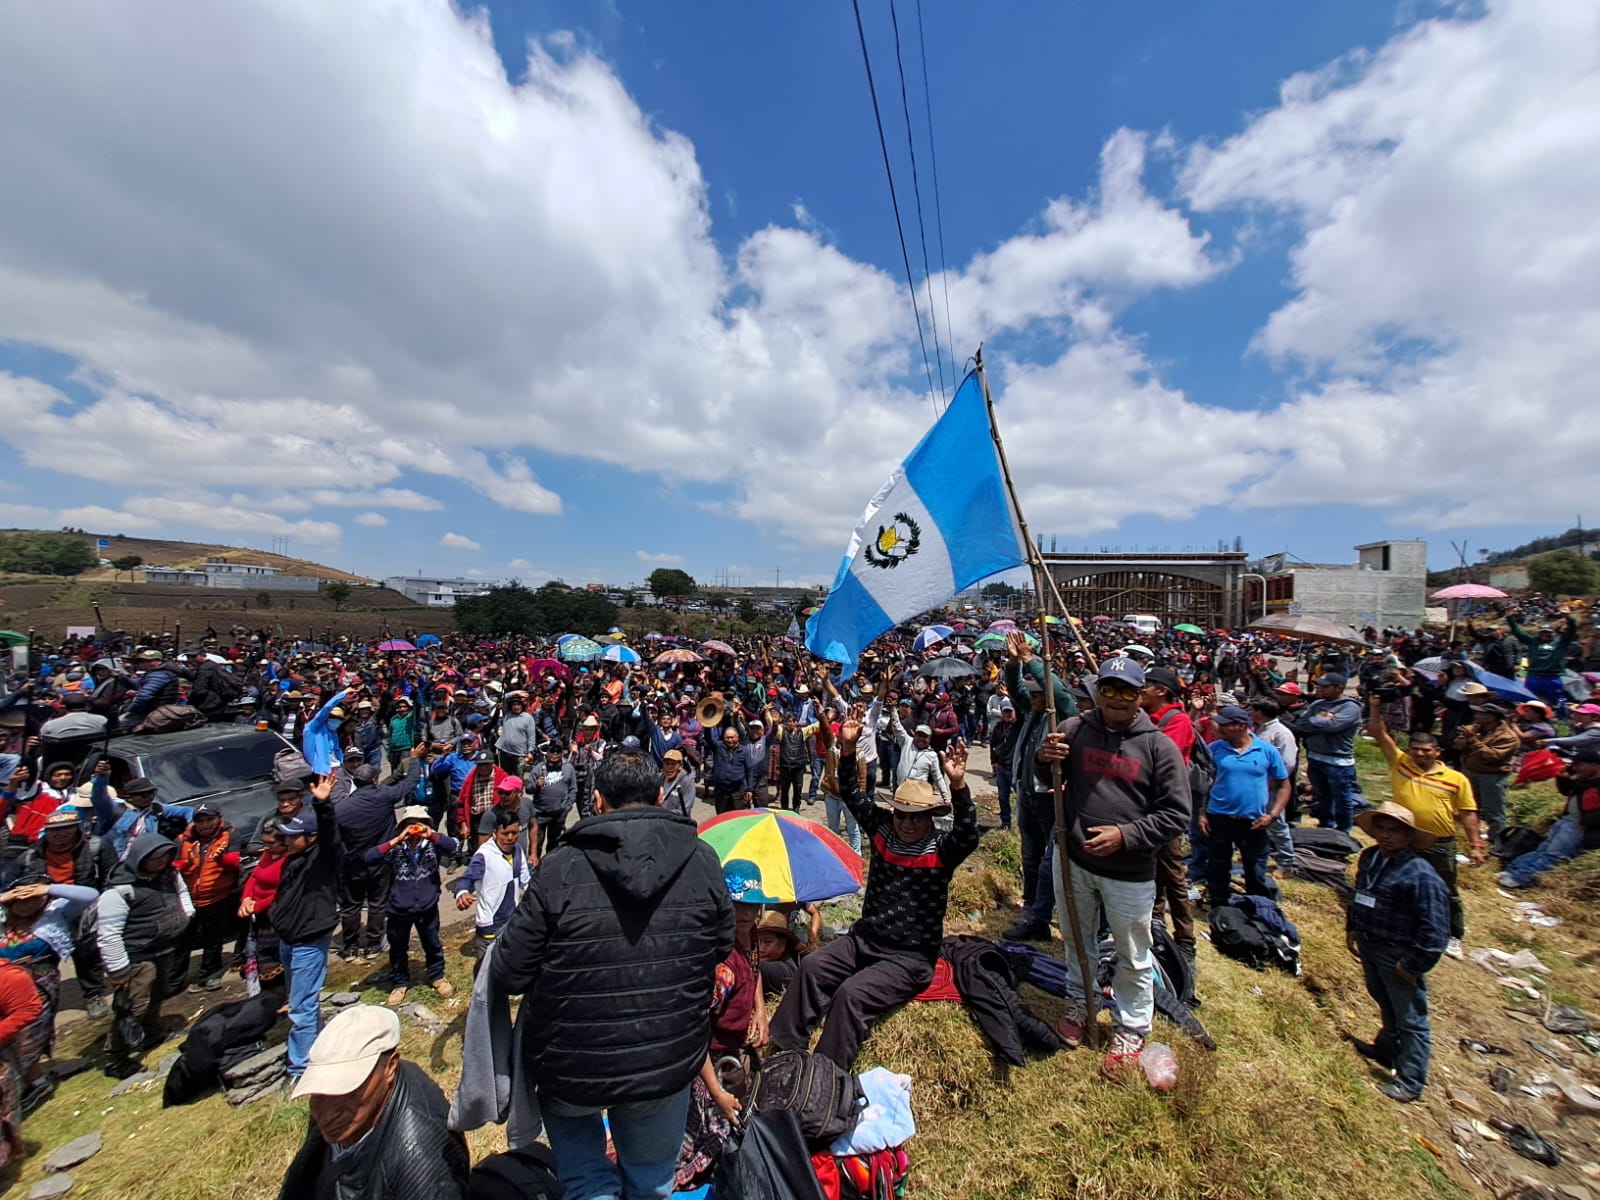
[1252,540,1428,630]
[144,559,319,592]
[384,576,494,607]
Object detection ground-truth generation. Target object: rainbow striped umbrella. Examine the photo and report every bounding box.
[698,809,864,903]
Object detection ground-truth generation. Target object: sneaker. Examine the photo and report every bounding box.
[431,978,454,999]
[1101,1028,1145,1078]
[1444,937,1464,960]
[1347,1037,1395,1069]
[85,996,110,1021]
[1055,1014,1085,1050]
[1497,871,1525,889]
[201,973,224,991]
[1376,1080,1420,1103]
[387,985,409,1006]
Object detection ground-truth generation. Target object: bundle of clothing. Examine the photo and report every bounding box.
[1285,827,1359,899]
[1000,924,1216,1050]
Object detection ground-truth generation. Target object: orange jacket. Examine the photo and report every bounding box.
[176,826,242,908]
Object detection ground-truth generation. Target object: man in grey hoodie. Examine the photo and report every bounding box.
[1036,656,1190,1073]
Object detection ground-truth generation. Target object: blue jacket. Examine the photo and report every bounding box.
[125,668,180,721]
[365,831,460,914]
[301,693,346,776]
[1286,697,1363,763]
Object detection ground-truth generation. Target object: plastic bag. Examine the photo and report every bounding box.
[243,930,260,999]
[1139,1042,1178,1091]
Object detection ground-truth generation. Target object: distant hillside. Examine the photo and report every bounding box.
[38,530,373,584]
[1485,527,1600,565]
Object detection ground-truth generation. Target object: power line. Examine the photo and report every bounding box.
[888,0,947,407]
[914,0,958,391]
[850,0,940,418]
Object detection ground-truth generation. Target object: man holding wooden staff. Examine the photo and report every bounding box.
[1035,655,1192,1072]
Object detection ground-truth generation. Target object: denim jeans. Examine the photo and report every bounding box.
[809,755,826,801]
[1266,811,1297,871]
[1205,814,1278,906]
[825,794,861,854]
[542,1085,691,1200]
[1355,934,1432,1096]
[1017,792,1055,926]
[1308,759,1358,832]
[388,906,445,983]
[282,934,332,1076]
[1052,860,1156,1033]
[994,767,1014,830]
[1466,771,1509,839]
[1506,816,1587,886]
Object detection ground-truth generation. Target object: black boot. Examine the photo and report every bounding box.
[1176,940,1201,1009]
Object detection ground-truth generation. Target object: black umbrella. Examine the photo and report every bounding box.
[919,657,977,679]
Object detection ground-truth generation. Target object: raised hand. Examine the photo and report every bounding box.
[940,742,968,790]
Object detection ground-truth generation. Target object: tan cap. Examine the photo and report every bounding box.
[394,805,432,825]
[662,748,684,762]
[289,1005,400,1099]
[876,778,951,816]
[1353,801,1436,848]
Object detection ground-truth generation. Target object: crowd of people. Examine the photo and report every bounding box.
[0,600,1592,1194]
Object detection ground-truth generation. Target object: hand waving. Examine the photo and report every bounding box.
[939,742,967,791]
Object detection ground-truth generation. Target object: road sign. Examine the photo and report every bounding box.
[97,539,109,549]
[1288,601,1304,616]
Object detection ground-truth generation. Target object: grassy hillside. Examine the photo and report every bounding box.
[6,744,1597,1199]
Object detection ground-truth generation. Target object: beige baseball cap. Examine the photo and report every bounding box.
[289,1005,401,1099]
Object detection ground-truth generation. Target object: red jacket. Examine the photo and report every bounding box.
[1148,702,1196,764]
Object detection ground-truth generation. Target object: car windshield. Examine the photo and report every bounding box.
[136,732,284,801]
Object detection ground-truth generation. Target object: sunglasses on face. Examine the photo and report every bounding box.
[1097,682,1140,701]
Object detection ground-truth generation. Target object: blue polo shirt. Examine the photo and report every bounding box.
[1207,735,1288,819]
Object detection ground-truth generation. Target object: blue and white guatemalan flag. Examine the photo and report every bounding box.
[805,369,1028,677]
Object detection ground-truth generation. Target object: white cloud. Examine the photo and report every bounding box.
[636,550,684,564]
[57,505,161,533]
[465,567,486,578]
[351,511,388,527]
[1181,0,1600,524]
[440,532,481,551]
[508,558,536,572]
[0,0,1589,550]
[118,494,342,544]
[0,503,57,528]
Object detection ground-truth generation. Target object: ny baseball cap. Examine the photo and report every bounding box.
[1096,657,1146,689]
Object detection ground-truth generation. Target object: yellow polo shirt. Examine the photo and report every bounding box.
[1389,752,1475,839]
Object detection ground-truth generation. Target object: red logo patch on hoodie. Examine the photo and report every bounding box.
[1082,746,1143,784]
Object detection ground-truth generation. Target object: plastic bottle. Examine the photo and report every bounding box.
[1139,1042,1178,1091]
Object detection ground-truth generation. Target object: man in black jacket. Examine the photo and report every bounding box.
[492,748,731,1200]
[271,773,341,1087]
[279,1004,469,1200]
[770,721,978,1070]
[333,747,425,960]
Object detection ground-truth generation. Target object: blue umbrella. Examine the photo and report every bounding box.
[555,633,581,646]
[602,644,641,664]
[558,637,605,662]
[1471,666,1536,704]
[416,633,441,647]
[913,624,954,652]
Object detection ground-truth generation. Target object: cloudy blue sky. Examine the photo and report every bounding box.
[0,0,1594,588]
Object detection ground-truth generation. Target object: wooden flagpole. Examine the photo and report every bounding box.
[974,347,1100,1047]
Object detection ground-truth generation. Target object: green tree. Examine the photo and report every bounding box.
[646,567,696,598]
[981,581,1021,602]
[110,554,143,582]
[737,598,757,624]
[455,583,618,637]
[0,532,97,576]
[321,580,354,611]
[704,593,729,613]
[1527,549,1600,597]
[255,592,273,610]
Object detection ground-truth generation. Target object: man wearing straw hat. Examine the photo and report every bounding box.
[769,724,978,1070]
[1345,802,1450,1104]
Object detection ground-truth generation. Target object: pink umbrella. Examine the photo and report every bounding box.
[702,640,736,656]
[1431,583,1507,600]
[986,619,1017,632]
[526,657,572,681]
[377,639,415,652]
[653,648,704,664]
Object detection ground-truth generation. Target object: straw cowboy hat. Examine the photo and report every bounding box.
[1353,801,1435,848]
[754,911,800,949]
[876,778,951,817]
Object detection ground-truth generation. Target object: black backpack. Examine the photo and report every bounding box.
[469,1145,563,1200]
[1209,905,1300,974]
[749,1049,864,1149]
[1493,825,1543,862]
